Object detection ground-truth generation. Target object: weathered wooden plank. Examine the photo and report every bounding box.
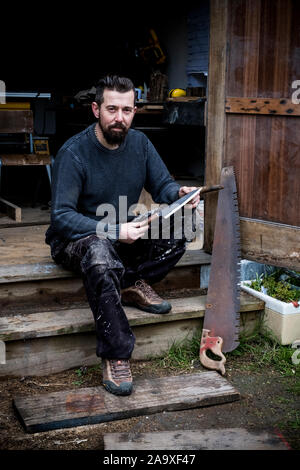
[226,115,300,227]
[1,318,202,376]
[0,206,50,228]
[241,217,300,271]
[0,102,31,110]
[0,267,201,314]
[0,109,33,133]
[0,154,51,165]
[0,296,203,342]
[225,97,300,116]
[0,197,21,222]
[13,372,240,433]
[0,260,202,285]
[0,292,263,377]
[104,428,289,450]
[0,309,262,377]
[0,225,51,267]
[3,333,99,376]
[0,250,210,284]
[226,0,299,98]
[135,107,163,115]
[0,292,264,343]
[177,247,211,267]
[0,224,207,267]
[0,262,74,283]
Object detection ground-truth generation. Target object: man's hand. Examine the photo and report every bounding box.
[178,186,200,208]
[119,219,149,244]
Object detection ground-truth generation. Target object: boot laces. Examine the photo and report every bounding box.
[135,279,162,302]
[110,360,132,380]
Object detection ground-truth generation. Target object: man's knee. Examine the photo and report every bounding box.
[80,237,125,276]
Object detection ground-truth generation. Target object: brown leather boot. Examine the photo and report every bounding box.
[121,279,172,314]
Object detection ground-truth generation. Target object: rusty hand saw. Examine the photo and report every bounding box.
[199,166,241,375]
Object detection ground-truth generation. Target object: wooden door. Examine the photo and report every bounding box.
[205,0,300,270]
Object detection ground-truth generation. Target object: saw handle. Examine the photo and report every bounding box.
[199,329,226,375]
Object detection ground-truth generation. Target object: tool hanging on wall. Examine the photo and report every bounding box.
[199,166,241,375]
[139,29,166,66]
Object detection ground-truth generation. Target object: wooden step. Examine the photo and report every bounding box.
[0,247,211,284]
[0,224,210,284]
[0,292,263,343]
[13,371,240,433]
[0,267,202,315]
[104,428,289,451]
[0,292,264,377]
[0,235,209,314]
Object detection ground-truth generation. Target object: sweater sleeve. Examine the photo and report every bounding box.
[50,148,119,241]
[144,139,180,204]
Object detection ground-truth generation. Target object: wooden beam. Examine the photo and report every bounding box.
[13,372,240,432]
[135,107,163,114]
[167,97,203,102]
[225,97,300,116]
[0,197,21,222]
[0,102,31,110]
[241,217,300,270]
[0,154,51,165]
[204,0,228,253]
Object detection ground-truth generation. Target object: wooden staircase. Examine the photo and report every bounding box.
[0,224,265,377]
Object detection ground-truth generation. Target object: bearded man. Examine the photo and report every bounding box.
[46,75,199,396]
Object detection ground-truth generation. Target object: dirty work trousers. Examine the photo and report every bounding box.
[55,234,186,360]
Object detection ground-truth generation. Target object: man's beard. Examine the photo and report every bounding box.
[99,120,129,146]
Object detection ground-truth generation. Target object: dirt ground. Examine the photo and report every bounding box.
[0,350,299,452]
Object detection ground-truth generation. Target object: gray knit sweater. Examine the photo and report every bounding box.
[45,123,180,249]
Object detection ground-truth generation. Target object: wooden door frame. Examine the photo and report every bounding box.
[204,0,227,253]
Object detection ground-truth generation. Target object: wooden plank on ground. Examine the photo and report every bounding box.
[13,372,240,433]
[104,428,289,450]
[0,198,21,222]
[0,292,264,343]
[0,206,50,228]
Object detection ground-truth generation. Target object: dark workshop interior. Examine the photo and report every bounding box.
[0,1,209,221]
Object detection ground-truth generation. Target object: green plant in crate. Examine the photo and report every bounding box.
[250,269,300,305]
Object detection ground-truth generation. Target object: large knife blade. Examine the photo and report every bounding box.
[133,185,224,223]
[200,166,241,375]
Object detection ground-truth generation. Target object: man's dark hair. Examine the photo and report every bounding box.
[95,75,136,105]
